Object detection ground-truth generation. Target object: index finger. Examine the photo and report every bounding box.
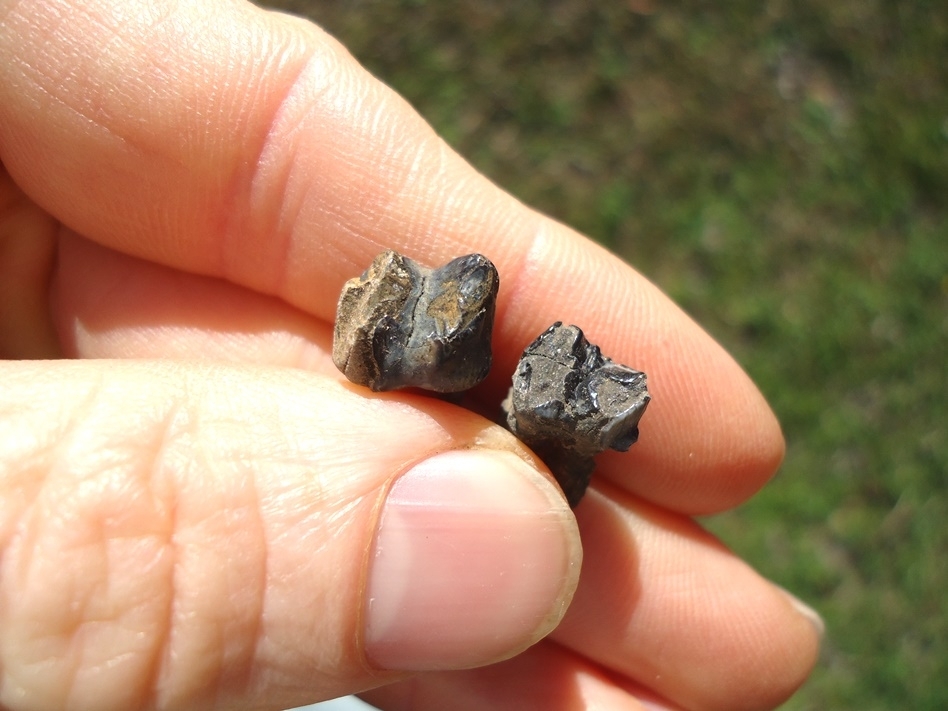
[0,0,783,513]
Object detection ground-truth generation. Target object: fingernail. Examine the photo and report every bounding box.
[777,585,826,639]
[363,450,581,671]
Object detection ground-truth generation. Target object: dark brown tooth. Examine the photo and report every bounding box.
[502,323,650,507]
[333,250,499,393]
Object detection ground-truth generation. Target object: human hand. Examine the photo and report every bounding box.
[0,1,821,710]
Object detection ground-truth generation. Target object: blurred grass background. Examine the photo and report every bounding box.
[265,2,947,708]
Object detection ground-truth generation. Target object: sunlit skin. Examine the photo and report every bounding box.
[0,1,820,710]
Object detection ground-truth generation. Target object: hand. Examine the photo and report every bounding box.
[0,1,821,710]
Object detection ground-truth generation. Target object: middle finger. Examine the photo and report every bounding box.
[54,232,337,373]
[550,484,821,711]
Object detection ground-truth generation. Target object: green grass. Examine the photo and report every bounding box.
[266,2,947,707]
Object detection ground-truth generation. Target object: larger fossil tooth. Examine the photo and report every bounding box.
[333,250,499,393]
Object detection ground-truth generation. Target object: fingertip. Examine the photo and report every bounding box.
[614,348,786,514]
[559,490,820,711]
[363,449,581,671]
[491,220,787,513]
[707,583,822,711]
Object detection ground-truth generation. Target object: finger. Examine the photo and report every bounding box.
[360,642,661,711]
[0,166,60,358]
[0,361,580,711]
[550,485,822,711]
[53,231,337,372]
[0,0,782,512]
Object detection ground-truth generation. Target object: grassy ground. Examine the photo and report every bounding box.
[265,2,947,708]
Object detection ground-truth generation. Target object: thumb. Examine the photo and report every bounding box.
[0,360,580,711]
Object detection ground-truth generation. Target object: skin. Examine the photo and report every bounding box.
[0,1,821,710]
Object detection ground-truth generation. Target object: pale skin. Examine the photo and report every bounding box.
[0,1,821,710]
